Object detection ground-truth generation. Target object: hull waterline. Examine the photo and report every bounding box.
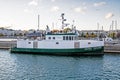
[10,46,104,56]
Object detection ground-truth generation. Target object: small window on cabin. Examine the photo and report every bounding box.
[56,42,59,44]
[63,36,65,40]
[88,42,91,44]
[71,36,73,40]
[28,42,31,44]
[53,37,55,39]
[66,36,68,40]
[48,37,51,39]
[69,36,71,40]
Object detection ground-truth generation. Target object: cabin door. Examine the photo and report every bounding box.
[33,41,38,48]
[74,42,80,48]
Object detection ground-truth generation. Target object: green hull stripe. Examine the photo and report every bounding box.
[11,46,104,55]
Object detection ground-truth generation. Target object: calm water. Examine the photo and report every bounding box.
[0,50,120,80]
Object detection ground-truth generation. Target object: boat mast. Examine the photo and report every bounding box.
[97,23,100,38]
[112,20,114,31]
[115,20,117,31]
[61,13,66,29]
[38,14,40,30]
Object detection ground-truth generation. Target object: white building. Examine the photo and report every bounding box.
[0,28,14,36]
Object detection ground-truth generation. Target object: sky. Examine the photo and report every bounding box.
[0,0,120,30]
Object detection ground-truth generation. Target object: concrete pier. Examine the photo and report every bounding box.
[0,40,17,49]
[104,42,120,53]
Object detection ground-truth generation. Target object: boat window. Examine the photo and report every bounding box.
[28,42,31,44]
[56,42,59,44]
[48,37,51,39]
[63,36,65,40]
[53,37,55,39]
[88,42,91,44]
[71,36,73,40]
[66,36,68,40]
[69,36,71,40]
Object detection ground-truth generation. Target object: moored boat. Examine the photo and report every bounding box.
[10,13,104,56]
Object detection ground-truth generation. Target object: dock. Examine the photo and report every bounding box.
[104,42,120,53]
[0,39,17,49]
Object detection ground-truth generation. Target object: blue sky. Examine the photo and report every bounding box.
[0,0,120,30]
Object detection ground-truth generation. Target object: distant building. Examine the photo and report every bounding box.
[0,28,14,36]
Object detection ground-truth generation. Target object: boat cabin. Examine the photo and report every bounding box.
[45,33,77,40]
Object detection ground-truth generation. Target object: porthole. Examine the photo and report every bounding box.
[88,42,91,44]
[48,37,51,39]
[53,37,55,39]
[56,42,59,44]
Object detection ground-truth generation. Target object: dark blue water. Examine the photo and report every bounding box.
[0,50,120,80]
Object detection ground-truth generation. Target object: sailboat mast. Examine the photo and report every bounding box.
[38,14,40,30]
[115,20,117,30]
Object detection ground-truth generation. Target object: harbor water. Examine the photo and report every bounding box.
[0,50,120,80]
